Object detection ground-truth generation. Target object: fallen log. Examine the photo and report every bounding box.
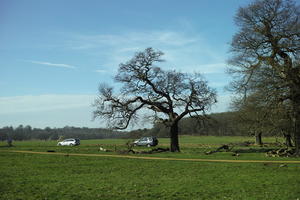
[265,148,295,157]
[100,145,170,154]
[205,144,234,155]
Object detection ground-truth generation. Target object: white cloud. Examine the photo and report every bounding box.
[29,60,76,69]
[118,47,141,53]
[95,69,108,73]
[65,30,226,74]
[168,63,227,74]
[210,94,232,113]
[58,28,229,94]
[0,94,102,128]
[67,31,198,50]
[197,63,228,74]
[0,94,95,114]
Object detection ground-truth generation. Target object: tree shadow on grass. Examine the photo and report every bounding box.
[0,145,14,148]
[234,148,276,154]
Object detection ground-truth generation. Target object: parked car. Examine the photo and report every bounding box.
[57,138,80,146]
[133,136,158,147]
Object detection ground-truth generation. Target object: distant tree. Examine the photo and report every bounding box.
[0,126,13,146]
[228,0,300,154]
[93,48,217,152]
[270,103,294,147]
[231,93,273,145]
[206,113,237,136]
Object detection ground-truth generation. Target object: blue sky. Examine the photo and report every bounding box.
[0,0,251,128]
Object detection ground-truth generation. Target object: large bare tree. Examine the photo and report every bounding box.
[93,48,217,152]
[228,0,300,155]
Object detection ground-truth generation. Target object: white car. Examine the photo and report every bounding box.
[57,138,80,146]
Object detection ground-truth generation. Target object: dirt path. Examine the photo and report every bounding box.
[3,150,300,164]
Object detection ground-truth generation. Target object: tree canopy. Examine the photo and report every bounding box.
[93,48,217,152]
[228,0,300,154]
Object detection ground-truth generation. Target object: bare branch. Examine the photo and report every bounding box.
[93,48,217,152]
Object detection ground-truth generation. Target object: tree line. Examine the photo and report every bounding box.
[0,125,128,141]
[0,109,293,146]
[127,111,291,142]
[0,113,239,142]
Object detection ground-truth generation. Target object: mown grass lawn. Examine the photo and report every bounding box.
[0,136,300,199]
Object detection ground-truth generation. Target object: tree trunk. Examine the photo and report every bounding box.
[293,105,300,156]
[291,82,300,156]
[283,133,293,147]
[7,136,12,147]
[255,132,263,146]
[170,122,180,152]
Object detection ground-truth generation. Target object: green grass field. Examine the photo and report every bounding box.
[1,136,300,199]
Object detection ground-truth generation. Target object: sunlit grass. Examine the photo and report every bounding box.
[1,150,300,200]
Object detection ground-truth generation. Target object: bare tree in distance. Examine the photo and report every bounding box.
[228,0,300,154]
[93,48,217,152]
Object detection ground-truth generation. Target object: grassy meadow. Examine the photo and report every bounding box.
[1,136,300,199]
